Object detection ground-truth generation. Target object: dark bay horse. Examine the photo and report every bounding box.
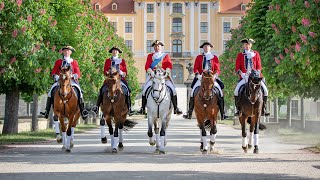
[100,67,136,154]
[53,65,80,153]
[238,70,264,154]
[194,70,219,154]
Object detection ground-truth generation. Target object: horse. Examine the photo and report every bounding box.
[53,65,80,153]
[100,67,137,154]
[238,70,264,154]
[194,70,219,154]
[146,68,173,154]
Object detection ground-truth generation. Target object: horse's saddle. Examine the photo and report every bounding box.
[192,86,220,97]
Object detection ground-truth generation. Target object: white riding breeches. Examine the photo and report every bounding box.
[234,78,268,96]
[142,76,177,96]
[191,79,223,97]
[47,80,83,98]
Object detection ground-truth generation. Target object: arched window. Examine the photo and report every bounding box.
[95,3,100,11]
[172,18,182,33]
[172,3,182,13]
[112,3,117,11]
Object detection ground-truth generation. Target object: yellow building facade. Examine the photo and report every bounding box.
[92,0,250,84]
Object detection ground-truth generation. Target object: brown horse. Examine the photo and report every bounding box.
[194,70,219,154]
[53,65,80,153]
[100,67,136,154]
[238,70,264,154]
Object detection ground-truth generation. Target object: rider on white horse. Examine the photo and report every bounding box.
[138,40,183,115]
[92,46,134,116]
[183,41,227,120]
[40,45,89,119]
[234,38,269,116]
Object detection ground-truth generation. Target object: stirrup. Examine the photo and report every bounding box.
[92,106,99,114]
[174,108,183,115]
[234,111,240,116]
[182,112,192,119]
[82,109,89,118]
[40,111,49,119]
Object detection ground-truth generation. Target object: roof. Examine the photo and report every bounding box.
[91,0,135,14]
[219,0,252,14]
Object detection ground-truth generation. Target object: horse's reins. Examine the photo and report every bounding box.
[150,74,167,118]
[245,79,262,116]
[106,76,121,103]
[58,72,75,116]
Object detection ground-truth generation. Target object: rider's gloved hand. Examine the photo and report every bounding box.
[165,68,171,77]
[119,70,126,78]
[53,74,59,82]
[241,73,246,79]
[72,73,78,80]
[147,68,155,77]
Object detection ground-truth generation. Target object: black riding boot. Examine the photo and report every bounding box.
[218,96,227,120]
[183,97,194,119]
[40,97,52,119]
[126,95,133,116]
[138,95,147,114]
[172,95,183,115]
[234,96,240,116]
[92,92,102,114]
[79,98,89,119]
[262,96,270,116]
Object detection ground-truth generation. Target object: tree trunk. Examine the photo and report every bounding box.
[31,94,39,131]
[287,96,292,127]
[301,97,305,129]
[273,98,279,123]
[2,87,20,134]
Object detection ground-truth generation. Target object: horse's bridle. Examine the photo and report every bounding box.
[59,72,73,101]
[106,76,120,103]
[200,75,214,101]
[246,79,262,104]
[151,76,166,104]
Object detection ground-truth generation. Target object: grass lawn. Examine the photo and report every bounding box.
[0,124,97,145]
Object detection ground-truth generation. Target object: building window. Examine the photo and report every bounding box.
[125,22,132,33]
[241,3,246,11]
[172,39,182,57]
[111,22,117,32]
[95,4,100,11]
[147,4,154,13]
[200,22,208,33]
[112,3,117,11]
[172,18,182,33]
[223,22,231,33]
[125,40,132,50]
[147,40,153,53]
[172,3,182,13]
[147,22,154,33]
[223,40,228,51]
[200,4,207,13]
[292,100,299,116]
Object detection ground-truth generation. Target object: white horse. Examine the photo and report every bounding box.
[146,68,173,154]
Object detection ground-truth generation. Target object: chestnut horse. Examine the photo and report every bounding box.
[194,70,219,154]
[100,67,136,154]
[53,65,80,153]
[238,70,264,154]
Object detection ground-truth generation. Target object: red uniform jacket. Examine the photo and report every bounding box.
[104,58,128,81]
[51,59,81,79]
[193,54,220,75]
[145,53,172,71]
[235,51,262,79]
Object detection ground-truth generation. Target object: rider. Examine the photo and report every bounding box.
[234,38,270,116]
[92,46,134,116]
[182,41,226,120]
[40,45,89,119]
[138,40,183,115]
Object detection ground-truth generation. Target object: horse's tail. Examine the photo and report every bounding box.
[123,119,138,131]
[247,118,267,131]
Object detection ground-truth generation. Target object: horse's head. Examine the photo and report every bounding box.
[105,67,121,97]
[152,68,165,98]
[59,64,72,98]
[247,70,262,104]
[201,70,217,100]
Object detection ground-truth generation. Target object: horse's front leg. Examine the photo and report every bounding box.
[147,114,156,146]
[118,119,124,151]
[248,117,255,149]
[159,118,166,154]
[53,115,62,143]
[199,122,208,154]
[59,116,67,150]
[65,116,74,153]
[105,115,113,148]
[154,119,160,153]
[100,115,107,144]
[210,119,217,152]
[240,115,248,153]
[112,119,119,154]
[253,116,260,154]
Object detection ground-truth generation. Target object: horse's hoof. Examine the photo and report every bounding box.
[101,137,107,144]
[65,149,71,153]
[253,145,259,154]
[210,142,215,152]
[112,148,118,154]
[118,143,124,151]
[242,146,248,153]
[149,140,156,146]
[202,149,208,154]
[248,144,252,149]
[153,149,160,154]
[200,142,203,151]
[159,150,165,154]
